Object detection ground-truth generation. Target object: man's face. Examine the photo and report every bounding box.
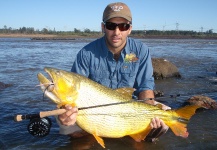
[102,17,132,53]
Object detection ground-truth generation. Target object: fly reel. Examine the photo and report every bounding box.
[27,117,52,137]
[14,109,66,137]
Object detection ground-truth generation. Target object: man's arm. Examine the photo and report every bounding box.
[138,90,171,110]
[56,105,88,137]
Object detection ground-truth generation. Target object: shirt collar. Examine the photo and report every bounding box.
[102,36,130,59]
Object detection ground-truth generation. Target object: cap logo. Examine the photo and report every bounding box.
[111,5,123,11]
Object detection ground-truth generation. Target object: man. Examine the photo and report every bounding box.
[57,2,170,142]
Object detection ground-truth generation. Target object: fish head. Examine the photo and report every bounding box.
[37,67,80,107]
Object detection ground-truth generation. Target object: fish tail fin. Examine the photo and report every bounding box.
[167,105,200,138]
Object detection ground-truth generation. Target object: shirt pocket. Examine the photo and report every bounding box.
[121,62,138,77]
[119,62,139,87]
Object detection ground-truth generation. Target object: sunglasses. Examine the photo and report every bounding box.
[104,22,131,31]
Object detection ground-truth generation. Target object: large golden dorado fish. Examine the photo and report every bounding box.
[37,67,199,148]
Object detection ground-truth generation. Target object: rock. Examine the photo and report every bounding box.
[0,82,12,90]
[186,95,217,110]
[152,58,181,80]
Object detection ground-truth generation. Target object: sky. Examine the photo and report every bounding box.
[0,0,217,33]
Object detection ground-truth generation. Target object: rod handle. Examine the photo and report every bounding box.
[40,109,66,118]
[14,109,66,122]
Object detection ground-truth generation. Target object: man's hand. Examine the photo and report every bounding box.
[144,100,170,142]
[145,117,169,142]
[150,117,168,131]
[144,99,171,110]
[58,104,78,126]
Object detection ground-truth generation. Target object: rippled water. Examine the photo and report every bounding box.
[0,38,216,150]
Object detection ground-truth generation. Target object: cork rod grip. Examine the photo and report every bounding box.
[14,109,66,122]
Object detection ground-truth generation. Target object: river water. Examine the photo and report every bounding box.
[0,38,216,150]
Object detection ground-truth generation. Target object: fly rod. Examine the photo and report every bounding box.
[14,98,156,122]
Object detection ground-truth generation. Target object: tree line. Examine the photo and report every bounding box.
[0,25,216,37]
[0,25,99,35]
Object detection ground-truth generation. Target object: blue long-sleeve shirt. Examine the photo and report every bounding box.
[71,36,154,96]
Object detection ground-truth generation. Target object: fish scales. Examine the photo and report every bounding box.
[37,67,200,148]
[77,80,168,137]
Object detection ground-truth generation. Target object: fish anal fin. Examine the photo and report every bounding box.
[115,88,135,99]
[168,121,189,138]
[93,134,105,148]
[130,125,152,142]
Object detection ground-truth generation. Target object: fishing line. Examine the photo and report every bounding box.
[78,98,156,110]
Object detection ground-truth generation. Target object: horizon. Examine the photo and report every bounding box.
[1,0,217,33]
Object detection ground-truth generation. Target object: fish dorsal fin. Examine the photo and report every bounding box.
[129,125,152,142]
[115,88,135,99]
[92,133,105,148]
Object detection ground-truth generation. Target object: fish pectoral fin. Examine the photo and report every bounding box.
[129,125,152,142]
[70,102,77,107]
[92,134,105,148]
[56,102,77,109]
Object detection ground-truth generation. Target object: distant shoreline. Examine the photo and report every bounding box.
[0,33,217,40]
[0,33,99,38]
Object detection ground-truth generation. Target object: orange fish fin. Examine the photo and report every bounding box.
[70,102,77,107]
[168,121,189,138]
[92,134,105,148]
[57,102,77,108]
[115,88,135,99]
[175,105,200,120]
[129,125,152,142]
[167,105,200,138]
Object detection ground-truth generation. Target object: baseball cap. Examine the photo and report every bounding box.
[102,2,132,23]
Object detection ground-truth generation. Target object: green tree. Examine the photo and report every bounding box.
[42,28,48,34]
[74,28,81,33]
[84,28,91,33]
[206,29,213,34]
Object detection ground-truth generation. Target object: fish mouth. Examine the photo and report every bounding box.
[38,68,54,89]
[44,67,54,82]
[43,67,64,83]
[37,67,61,104]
